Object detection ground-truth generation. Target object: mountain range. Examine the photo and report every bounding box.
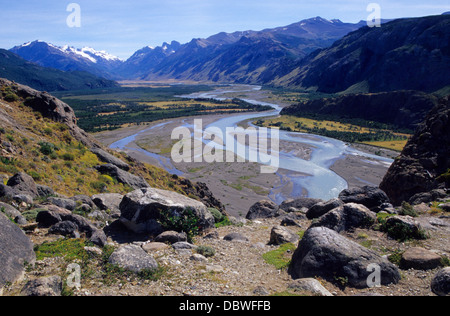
[9,17,368,83]
[0,49,118,92]
[3,14,450,94]
[273,14,450,93]
[10,41,123,80]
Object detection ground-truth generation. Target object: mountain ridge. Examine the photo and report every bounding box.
[273,14,450,93]
[0,49,118,92]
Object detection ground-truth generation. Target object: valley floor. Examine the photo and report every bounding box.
[94,114,396,218]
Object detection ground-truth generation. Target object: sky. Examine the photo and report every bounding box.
[0,0,449,60]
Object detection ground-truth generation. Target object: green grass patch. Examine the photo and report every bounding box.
[34,238,89,262]
[262,243,296,270]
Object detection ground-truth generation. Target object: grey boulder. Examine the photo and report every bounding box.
[431,267,450,296]
[20,276,62,296]
[119,188,214,235]
[310,203,377,232]
[0,212,36,289]
[108,244,158,273]
[306,198,344,219]
[91,147,130,171]
[95,164,150,190]
[339,186,390,211]
[246,200,279,220]
[269,225,299,245]
[289,227,401,289]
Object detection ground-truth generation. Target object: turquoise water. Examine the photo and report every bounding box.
[111,85,393,202]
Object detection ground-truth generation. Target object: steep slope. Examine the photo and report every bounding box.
[0,78,224,211]
[274,15,450,93]
[380,96,450,205]
[0,49,118,92]
[10,41,123,79]
[280,90,439,131]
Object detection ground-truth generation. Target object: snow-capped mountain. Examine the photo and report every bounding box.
[10,41,123,79]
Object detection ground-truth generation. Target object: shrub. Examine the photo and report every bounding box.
[61,153,75,161]
[39,142,57,156]
[208,207,223,223]
[399,202,418,217]
[158,208,200,242]
[27,171,42,181]
[4,93,19,102]
[196,245,216,258]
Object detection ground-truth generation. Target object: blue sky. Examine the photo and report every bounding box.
[1,0,449,59]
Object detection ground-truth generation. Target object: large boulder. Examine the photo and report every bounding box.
[0,212,36,290]
[0,202,27,225]
[92,193,124,216]
[383,215,426,241]
[338,186,390,211]
[279,198,323,212]
[95,164,150,190]
[119,188,215,235]
[289,227,401,288]
[310,203,377,233]
[306,198,344,219]
[431,267,450,296]
[246,200,279,220]
[6,172,38,198]
[90,148,130,171]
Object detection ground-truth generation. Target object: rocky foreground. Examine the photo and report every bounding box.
[1,173,449,296]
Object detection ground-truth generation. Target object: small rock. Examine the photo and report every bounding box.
[190,254,207,262]
[142,242,170,252]
[206,265,224,273]
[439,202,450,212]
[269,225,299,245]
[48,221,80,238]
[223,232,249,242]
[253,286,270,296]
[288,278,333,296]
[108,244,158,273]
[400,247,443,270]
[172,242,197,250]
[20,276,62,296]
[155,231,188,244]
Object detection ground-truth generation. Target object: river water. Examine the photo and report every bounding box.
[110,85,393,203]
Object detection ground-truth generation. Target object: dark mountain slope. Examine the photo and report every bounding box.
[275,15,450,93]
[380,96,450,205]
[138,17,366,83]
[10,41,123,80]
[281,90,439,131]
[0,49,118,92]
